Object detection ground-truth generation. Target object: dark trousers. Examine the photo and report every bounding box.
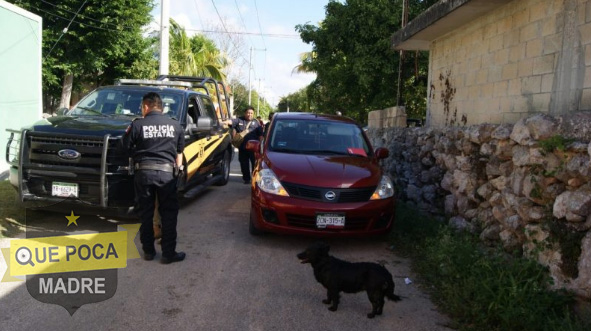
[134,170,179,258]
[238,148,255,181]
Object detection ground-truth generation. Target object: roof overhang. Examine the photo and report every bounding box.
[391,0,514,51]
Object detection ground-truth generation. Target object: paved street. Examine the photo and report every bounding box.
[0,156,449,330]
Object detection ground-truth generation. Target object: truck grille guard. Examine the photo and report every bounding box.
[8,129,129,208]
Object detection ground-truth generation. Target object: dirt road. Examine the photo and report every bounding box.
[0,158,450,330]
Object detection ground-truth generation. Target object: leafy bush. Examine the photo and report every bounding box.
[391,202,588,331]
[538,135,574,153]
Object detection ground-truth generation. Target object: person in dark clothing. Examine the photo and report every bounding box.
[226,106,263,184]
[264,112,274,137]
[123,92,186,264]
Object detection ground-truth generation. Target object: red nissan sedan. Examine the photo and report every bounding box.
[246,112,395,237]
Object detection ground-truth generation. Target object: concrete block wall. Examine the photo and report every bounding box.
[368,106,407,128]
[428,0,591,128]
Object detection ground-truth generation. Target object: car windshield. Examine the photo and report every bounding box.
[269,119,370,156]
[69,88,183,119]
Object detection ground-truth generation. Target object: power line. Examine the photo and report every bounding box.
[210,0,249,64]
[186,28,299,39]
[30,5,116,32]
[45,0,89,59]
[210,0,232,42]
[192,0,206,31]
[253,0,267,49]
[252,0,267,97]
[234,0,253,45]
[262,47,267,82]
[39,0,133,30]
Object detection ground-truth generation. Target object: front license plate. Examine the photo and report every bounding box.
[316,213,345,229]
[52,182,79,198]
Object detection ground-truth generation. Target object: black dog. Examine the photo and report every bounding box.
[297,242,401,318]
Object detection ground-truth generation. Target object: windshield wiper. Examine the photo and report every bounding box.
[121,112,140,117]
[347,153,366,157]
[271,147,303,154]
[74,106,107,117]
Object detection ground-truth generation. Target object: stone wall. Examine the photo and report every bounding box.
[367,112,591,299]
[427,0,591,127]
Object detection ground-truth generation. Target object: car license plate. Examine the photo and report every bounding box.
[316,213,345,229]
[52,182,79,198]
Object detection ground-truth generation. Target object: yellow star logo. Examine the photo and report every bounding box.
[65,211,80,227]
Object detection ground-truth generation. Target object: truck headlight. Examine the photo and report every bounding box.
[6,130,21,165]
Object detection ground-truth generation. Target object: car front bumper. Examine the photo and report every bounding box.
[251,187,395,237]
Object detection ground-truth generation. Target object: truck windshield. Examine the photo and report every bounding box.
[70,88,183,119]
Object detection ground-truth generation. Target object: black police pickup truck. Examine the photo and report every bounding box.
[5,76,233,216]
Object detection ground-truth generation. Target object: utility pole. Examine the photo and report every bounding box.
[396,0,409,106]
[257,78,262,116]
[248,47,266,106]
[248,46,253,105]
[159,0,170,76]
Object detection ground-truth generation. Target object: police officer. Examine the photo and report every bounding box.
[226,106,263,184]
[264,112,274,137]
[123,92,186,264]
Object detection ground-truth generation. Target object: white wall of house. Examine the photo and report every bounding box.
[427,0,591,127]
[0,1,42,177]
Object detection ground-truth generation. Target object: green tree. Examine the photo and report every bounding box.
[230,79,249,114]
[230,78,273,119]
[190,34,228,81]
[295,0,437,123]
[169,19,229,82]
[277,87,315,113]
[291,51,316,75]
[10,0,154,111]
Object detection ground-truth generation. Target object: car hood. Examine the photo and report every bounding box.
[28,115,136,137]
[264,151,382,188]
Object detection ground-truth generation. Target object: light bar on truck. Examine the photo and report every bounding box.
[116,79,193,89]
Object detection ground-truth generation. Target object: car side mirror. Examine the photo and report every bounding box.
[189,117,213,135]
[374,147,389,159]
[56,107,69,116]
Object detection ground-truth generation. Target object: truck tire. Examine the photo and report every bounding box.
[214,149,231,186]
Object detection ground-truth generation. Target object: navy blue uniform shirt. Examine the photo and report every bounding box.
[123,111,185,165]
[231,117,263,147]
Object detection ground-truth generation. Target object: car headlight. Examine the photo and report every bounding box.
[370,175,394,200]
[255,169,289,196]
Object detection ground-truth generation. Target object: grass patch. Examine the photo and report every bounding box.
[390,201,589,331]
[538,135,575,153]
[0,180,26,238]
[390,201,442,254]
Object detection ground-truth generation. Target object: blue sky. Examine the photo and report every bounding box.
[150,0,330,106]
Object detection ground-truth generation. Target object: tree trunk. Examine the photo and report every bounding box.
[59,73,74,109]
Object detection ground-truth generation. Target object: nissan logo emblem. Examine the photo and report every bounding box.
[325,191,336,201]
[57,149,81,160]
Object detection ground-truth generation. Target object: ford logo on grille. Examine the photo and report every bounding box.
[325,191,336,201]
[57,149,81,160]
